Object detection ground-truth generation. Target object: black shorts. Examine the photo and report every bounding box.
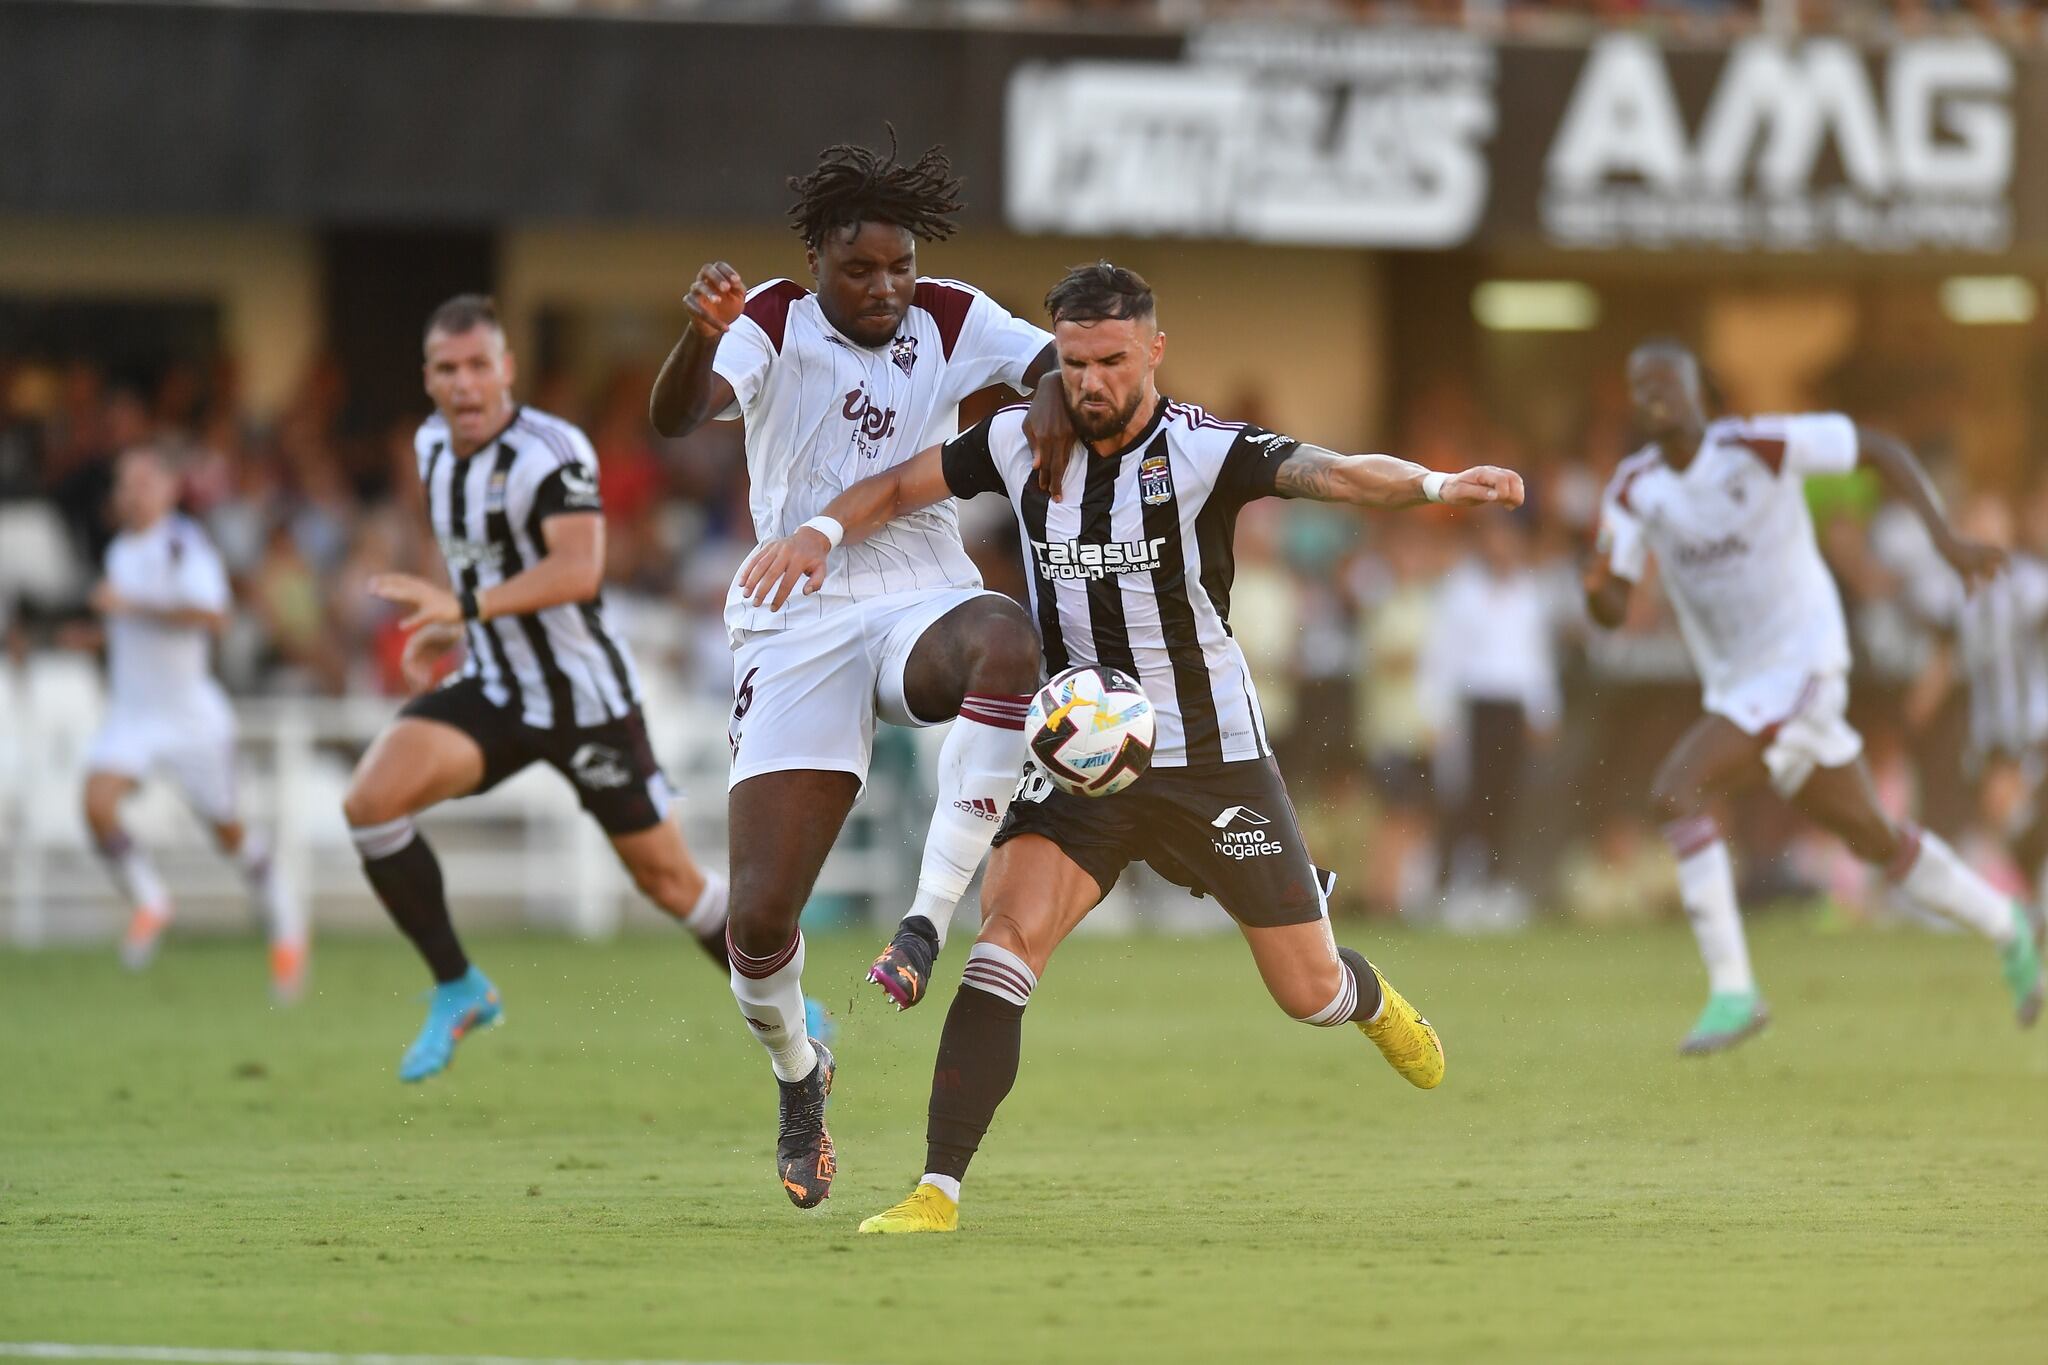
[993,756,1330,928]
[401,677,671,836]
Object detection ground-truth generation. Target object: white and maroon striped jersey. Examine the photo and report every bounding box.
[712,276,1050,632]
[101,513,233,725]
[941,397,1300,769]
[1597,413,1858,711]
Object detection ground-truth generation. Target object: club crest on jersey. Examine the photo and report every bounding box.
[485,470,508,513]
[1138,453,1173,506]
[890,334,918,375]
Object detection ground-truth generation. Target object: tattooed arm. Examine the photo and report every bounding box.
[1271,445,1525,510]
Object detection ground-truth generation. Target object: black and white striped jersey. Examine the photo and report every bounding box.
[413,406,643,731]
[941,396,1305,768]
[1924,556,2048,760]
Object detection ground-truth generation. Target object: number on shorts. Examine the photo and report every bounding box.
[1015,760,1055,805]
[730,666,760,756]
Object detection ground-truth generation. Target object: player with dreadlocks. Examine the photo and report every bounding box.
[649,134,1073,1209]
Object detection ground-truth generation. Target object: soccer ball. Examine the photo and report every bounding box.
[1025,665,1156,797]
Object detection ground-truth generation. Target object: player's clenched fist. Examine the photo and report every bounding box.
[685,262,748,337]
[1440,466,1525,509]
[738,527,832,611]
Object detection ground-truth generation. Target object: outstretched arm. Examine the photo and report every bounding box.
[1581,558,1634,630]
[737,446,955,610]
[1272,445,1524,510]
[372,513,606,629]
[1856,426,2003,586]
[649,262,746,438]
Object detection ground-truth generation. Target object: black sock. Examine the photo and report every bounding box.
[1337,946,1384,1022]
[362,834,469,984]
[924,983,1026,1181]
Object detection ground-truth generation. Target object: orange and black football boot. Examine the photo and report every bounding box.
[775,1039,837,1209]
[868,917,941,1011]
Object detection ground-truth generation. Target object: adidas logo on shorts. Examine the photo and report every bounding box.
[954,797,1001,822]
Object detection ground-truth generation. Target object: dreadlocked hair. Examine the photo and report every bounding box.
[786,131,965,248]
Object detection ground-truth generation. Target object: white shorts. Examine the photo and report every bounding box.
[725,586,998,791]
[86,710,240,825]
[1709,669,1863,798]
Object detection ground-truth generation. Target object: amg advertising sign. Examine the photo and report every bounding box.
[1005,27,1496,248]
[1540,36,2014,252]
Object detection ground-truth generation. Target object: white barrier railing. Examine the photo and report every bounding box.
[0,656,925,946]
[2,655,1206,948]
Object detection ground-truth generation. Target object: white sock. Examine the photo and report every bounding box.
[958,940,1037,1008]
[238,830,306,948]
[1665,818,1756,996]
[728,929,818,1082]
[682,873,729,943]
[1893,826,2016,946]
[1295,962,1361,1027]
[909,695,1031,947]
[96,831,170,916]
[919,1172,962,1203]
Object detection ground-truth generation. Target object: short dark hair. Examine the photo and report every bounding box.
[1044,262,1156,327]
[786,130,965,249]
[423,294,502,347]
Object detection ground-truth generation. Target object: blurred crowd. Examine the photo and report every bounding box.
[136,0,2048,42]
[2,339,2037,930]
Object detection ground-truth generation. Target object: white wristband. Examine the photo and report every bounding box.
[1421,471,1451,504]
[800,515,845,550]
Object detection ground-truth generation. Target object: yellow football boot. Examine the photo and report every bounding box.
[858,1182,960,1235]
[1359,965,1445,1090]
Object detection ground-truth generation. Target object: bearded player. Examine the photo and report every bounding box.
[1584,340,2042,1055]
[647,137,1072,1208]
[741,262,1524,1234]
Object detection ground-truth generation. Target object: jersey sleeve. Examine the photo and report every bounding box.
[940,413,1011,500]
[1215,425,1306,505]
[512,422,604,533]
[709,316,775,422]
[530,462,604,524]
[920,280,1051,400]
[1597,468,1651,583]
[1779,413,1860,477]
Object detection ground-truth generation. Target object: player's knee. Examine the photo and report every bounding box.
[963,605,1042,695]
[81,794,120,842]
[1276,962,1346,1022]
[341,778,402,831]
[975,910,1046,973]
[725,877,802,957]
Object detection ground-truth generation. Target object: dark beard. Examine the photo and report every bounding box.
[1067,388,1143,443]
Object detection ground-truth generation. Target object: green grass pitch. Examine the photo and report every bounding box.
[4,922,2046,1364]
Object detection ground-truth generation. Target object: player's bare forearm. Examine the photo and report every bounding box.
[824,447,953,545]
[1273,446,1525,510]
[648,327,730,438]
[649,261,747,438]
[739,450,953,610]
[1857,427,1950,539]
[483,515,606,618]
[1857,426,2004,582]
[136,604,228,632]
[1582,561,1633,630]
[96,585,227,633]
